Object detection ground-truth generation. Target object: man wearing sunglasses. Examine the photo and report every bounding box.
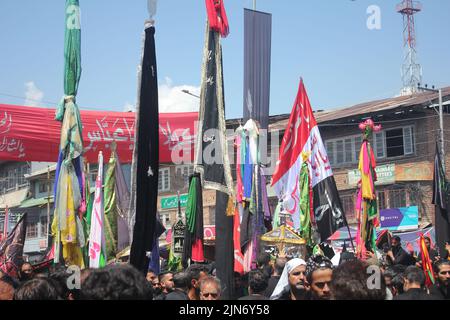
[306,255,333,300]
[199,276,222,300]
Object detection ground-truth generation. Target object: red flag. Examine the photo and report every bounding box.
[419,234,435,287]
[233,208,244,274]
[205,0,229,37]
[271,79,345,240]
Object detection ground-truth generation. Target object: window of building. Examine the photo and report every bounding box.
[40,216,48,237]
[7,169,16,190]
[326,126,414,166]
[158,168,170,192]
[341,194,355,222]
[0,171,6,193]
[18,165,30,187]
[176,165,194,178]
[176,165,194,186]
[389,188,407,208]
[377,190,387,210]
[39,182,49,194]
[374,126,414,159]
[26,223,38,239]
[325,134,362,166]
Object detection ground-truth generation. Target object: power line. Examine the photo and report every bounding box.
[0,92,127,112]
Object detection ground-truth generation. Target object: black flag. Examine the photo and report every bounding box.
[129,22,159,274]
[0,213,27,279]
[243,8,271,131]
[432,143,450,258]
[194,26,233,195]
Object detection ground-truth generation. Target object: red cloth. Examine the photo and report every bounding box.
[233,208,244,274]
[191,239,205,263]
[205,0,229,37]
[0,104,198,163]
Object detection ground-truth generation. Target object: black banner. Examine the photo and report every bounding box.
[195,26,233,195]
[129,24,159,274]
[243,9,272,131]
[313,176,346,242]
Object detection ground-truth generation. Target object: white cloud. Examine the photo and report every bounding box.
[123,101,135,112]
[24,81,44,106]
[158,77,200,113]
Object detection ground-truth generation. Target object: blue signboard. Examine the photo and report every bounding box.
[379,206,419,231]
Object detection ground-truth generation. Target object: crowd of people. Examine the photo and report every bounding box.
[0,236,449,300]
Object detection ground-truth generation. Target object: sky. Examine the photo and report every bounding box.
[1,0,449,119]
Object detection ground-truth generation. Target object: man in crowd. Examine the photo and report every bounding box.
[186,264,209,300]
[264,256,286,298]
[14,278,62,300]
[386,236,415,267]
[270,258,310,300]
[166,271,190,300]
[154,271,174,300]
[238,270,268,300]
[233,272,246,299]
[199,276,222,300]
[429,260,450,300]
[19,262,34,282]
[330,260,386,300]
[306,255,333,300]
[146,269,161,296]
[256,252,273,278]
[416,236,440,267]
[81,264,152,300]
[394,266,434,300]
[0,272,16,300]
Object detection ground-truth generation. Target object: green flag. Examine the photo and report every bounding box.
[299,161,314,248]
[104,149,118,259]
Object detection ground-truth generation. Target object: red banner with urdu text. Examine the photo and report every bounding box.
[0,104,198,164]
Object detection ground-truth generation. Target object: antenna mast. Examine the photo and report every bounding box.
[397,0,422,95]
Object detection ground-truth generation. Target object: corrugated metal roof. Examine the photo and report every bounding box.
[19,196,53,208]
[268,86,450,131]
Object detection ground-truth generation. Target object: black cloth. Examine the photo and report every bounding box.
[238,294,268,300]
[275,290,311,301]
[429,283,450,300]
[388,247,415,266]
[165,289,189,301]
[243,9,271,131]
[215,191,235,300]
[393,288,436,300]
[264,275,280,298]
[195,28,232,194]
[240,204,253,252]
[129,25,159,274]
[312,176,346,242]
[0,213,27,278]
[417,248,439,264]
[154,292,167,300]
[432,143,450,258]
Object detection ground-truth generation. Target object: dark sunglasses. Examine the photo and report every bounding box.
[202,292,219,298]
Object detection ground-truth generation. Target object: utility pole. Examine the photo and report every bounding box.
[418,84,445,169]
[46,165,51,249]
[253,0,256,10]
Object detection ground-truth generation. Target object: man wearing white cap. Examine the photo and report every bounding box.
[270,258,310,300]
